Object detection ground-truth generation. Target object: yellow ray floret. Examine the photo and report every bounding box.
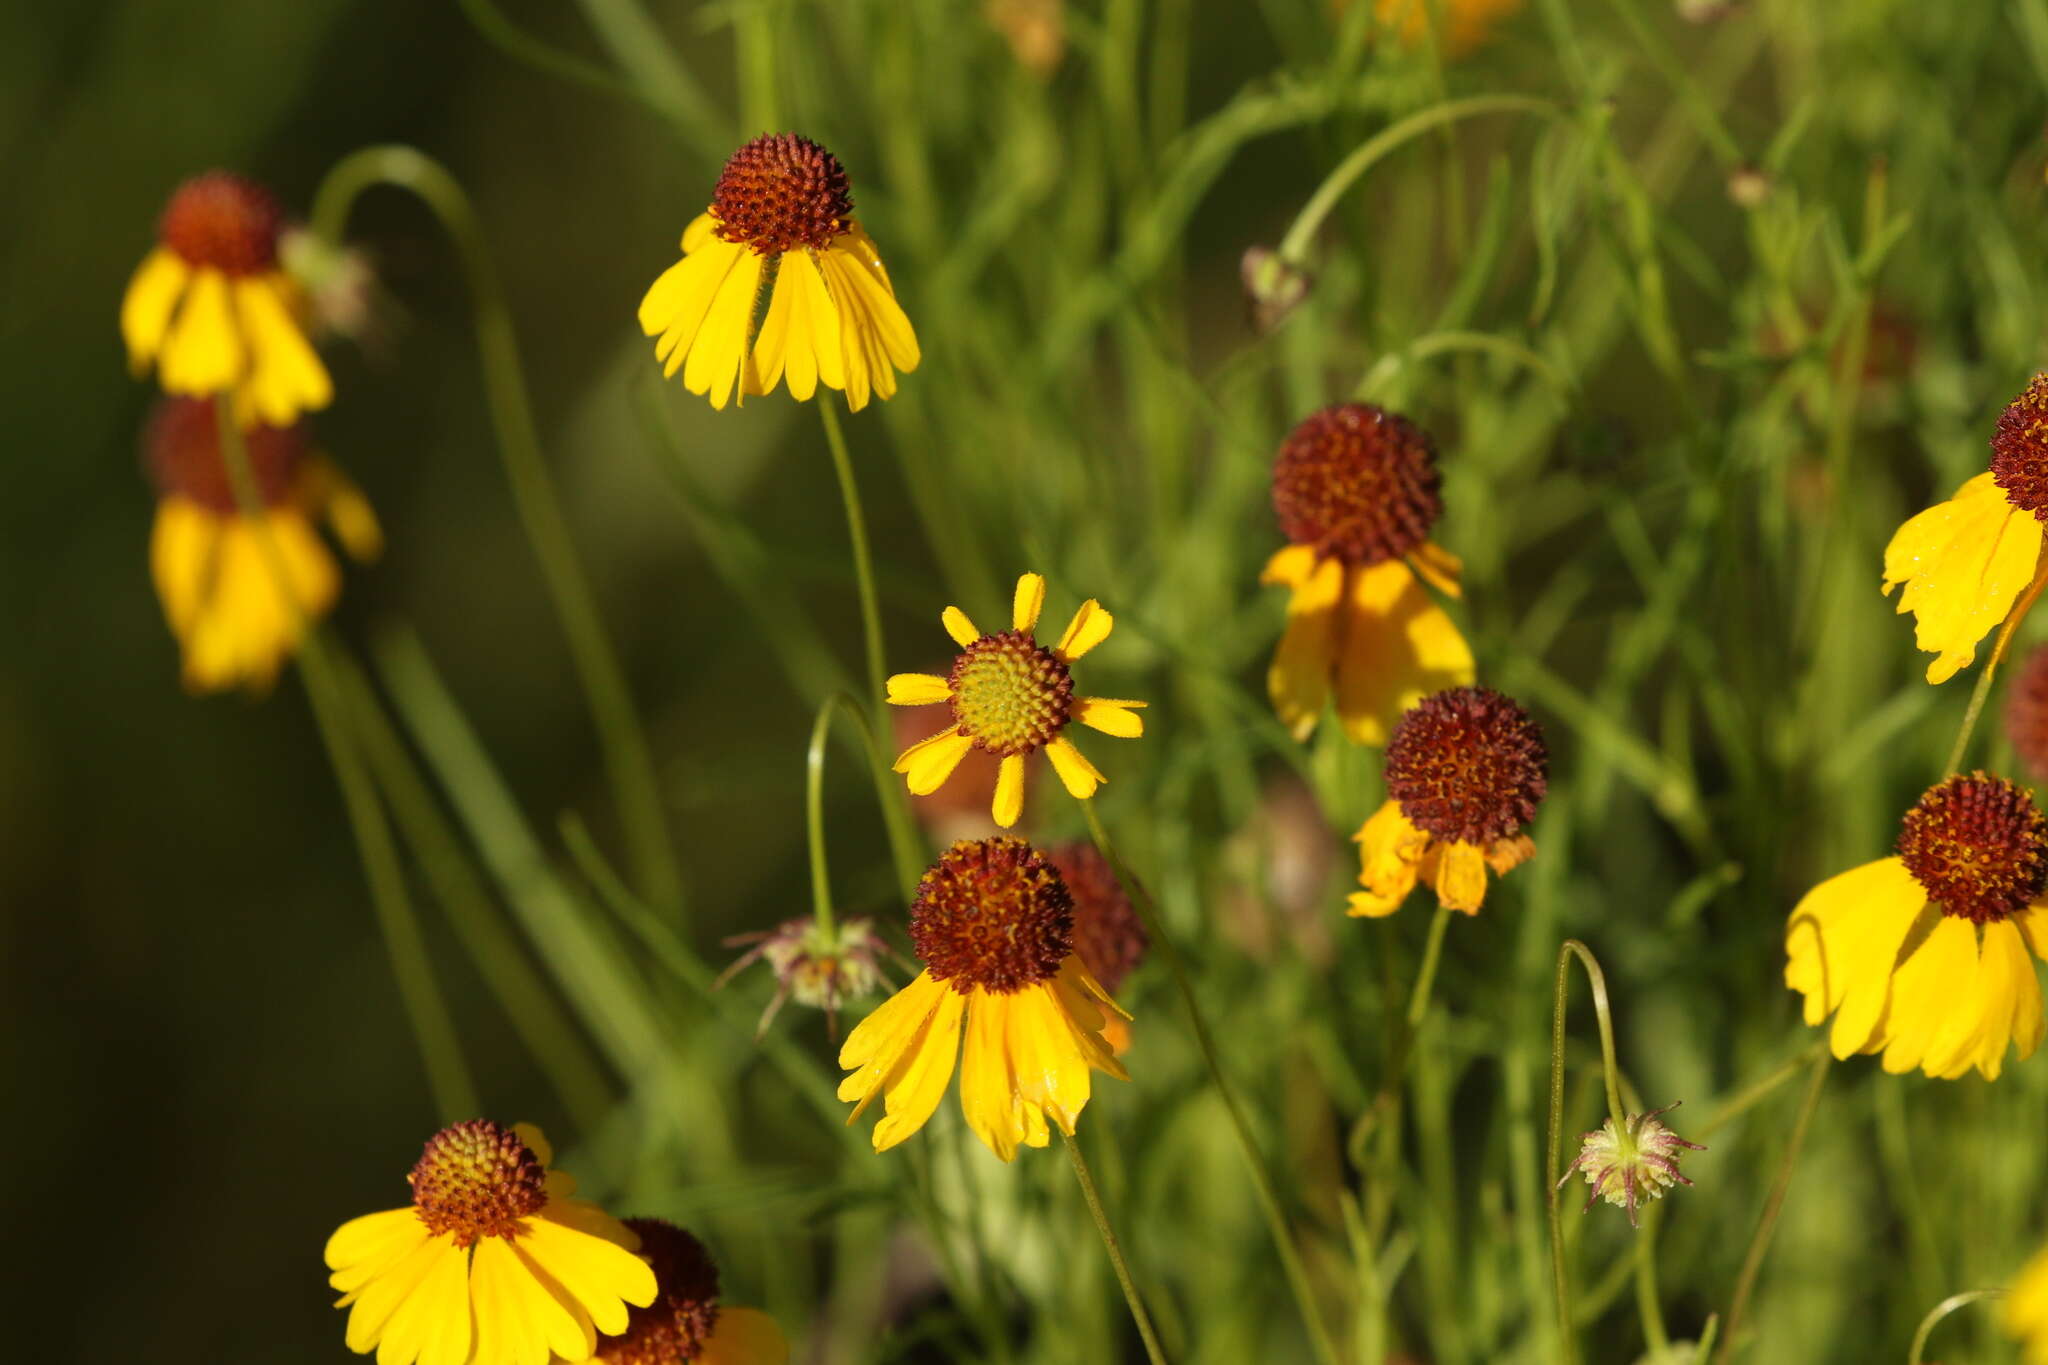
[1882,472,2046,684]
[123,246,333,427]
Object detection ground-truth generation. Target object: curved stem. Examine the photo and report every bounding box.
[1945,547,2048,776]
[452,0,646,108]
[309,146,684,919]
[807,691,924,904]
[1080,799,1341,1365]
[819,401,889,713]
[1546,939,1628,1365]
[1406,902,1455,1030]
[1907,1288,2005,1364]
[1714,1048,1831,1363]
[1062,1129,1171,1365]
[806,700,841,939]
[216,397,476,1121]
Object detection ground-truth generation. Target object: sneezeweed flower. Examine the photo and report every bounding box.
[325,1119,656,1365]
[984,0,1065,75]
[1046,841,1150,1054]
[2007,1241,2048,1365]
[714,915,891,1038]
[1558,1104,1704,1227]
[145,396,381,693]
[839,837,1129,1161]
[638,134,919,411]
[1371,0,1523,57]
[1348,686,1547,917]
[1785,773,2048,1080]
[1263,403,1475,746]
[2007,643,2048,779]
[1883,374,2048,683]
[887,573,1145,829]
[122,171,333,427]
[589,1218,786,1365]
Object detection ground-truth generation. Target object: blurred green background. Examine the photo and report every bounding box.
[16,0,2048,1361]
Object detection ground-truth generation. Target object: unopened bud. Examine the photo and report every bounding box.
[1241,246,1312,333]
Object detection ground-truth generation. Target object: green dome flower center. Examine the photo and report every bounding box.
[947,630,1073,757]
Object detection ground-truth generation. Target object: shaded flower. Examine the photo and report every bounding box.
[2006,1241,2048,1365]
[1558,1103,1704,1227]
[2007,642,2048,779]
[325,1120,656,1365]
[887,572,1145,828]
[839,837,1128,1161]
[1785,773,2048,1080]
[589,1218,786,1365]
[122,171,332,426]
[144,396,380,693]
[1263,404,1475,746]
[715,915,891,1038]
[1045,841,1150,1054]
[984,0,1065,75]
[1371,0,1523,57]
[638,134,919,411]
[1882,375,2048,683]
[1349,686,1547,916]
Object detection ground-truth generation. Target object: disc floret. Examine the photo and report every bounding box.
[1270,402,1443,566]
[407,1119,548,1245]
[1897,773,2048,925]
[1383,685,1549,844]
[711,133,853,256]
[159,170,284,275]
[911,837,1074,994]
[949,629,1075,756]
[1992,372,2048,518]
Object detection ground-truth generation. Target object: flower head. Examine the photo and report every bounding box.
[638,134,919,411]
[122,171,333,426]
[1372,0,1524,57]
[888,573,1145,828]
[1558,1104,1704,1227]
[1785,773,2048,1080]
[1045,842,1148,1054]
[325,1120,656,1365]
[1882,376,2048,684]
[144,397,380,693]
[839,837,1129,1161]
[716,915,892,1038]
[1262,404,1474,745]
[2006,643,2048,778]
[592,1219,787,1365]
[1349,686,1547,917]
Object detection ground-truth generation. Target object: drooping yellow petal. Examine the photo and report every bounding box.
[1334,559,1476,747]
[1013,572,1046,632]
[1266,552,1344,741]
[373,1232,472,1365]
[512,1123,553,1168]
[942,605,980,647]
[1054,598,1114,661]
[1882,473,1996,593]
[158,267,244,397]
[893,725,974,796]
[343,1233,457,1355]
[817,228,919,411]
[839,970,949,1103]
[122,247,190,371]
[1407,541,1464,599]
[181,513,339,693]
[469,1233,586,1365]
[992,754,1026,828]
[1073,697,1145,737]
[751,251,844,403]
[1963,919,2044,1080]
[1432,841,1490,913]
[303,457,385,561]
[698,1306,791,1365]
[1353,799,1429,901]
[887,673,954,706]
[150,498,222,639]
[684,247,766,409]
[1886,475,2045,683]
[2005,1244,2048,1357]
[646,236,747,378]
[513,1215,657,1336]
[1006,980,1092,1134]
[327,1208,432,1301]
[236,274,333,425]
[958,992,1029,1161]
[1260,543,1321,589]
[869,982,967,1151]
[681,213,717,253]
[1782,857,1924,1056]
[1044,737,1104,800]
[1879,915,1981,1076]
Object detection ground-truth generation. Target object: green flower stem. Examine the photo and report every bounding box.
[1062,1129,1171,1365]
[1907,1288,2006,1365]
[1634,1203,1671,1355]
[1080,798,1342,1365]
[1944,548,2048,776]
[818,400,889,713]
[310,145,685,920]
[214,396,476,1122]
[1546,938,1629,1365]
[1406,901,1456,1030]
[1713,1048,1831,1364]
[806,690,925,928]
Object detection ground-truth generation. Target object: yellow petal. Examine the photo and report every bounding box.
[2005,1245,2048,1344]
[1354,798,1428,898]
[893,726,974,796]
[750,258,796,400]
[1073,697,1145,737]
[646,237,746,378]
[887,673,954,706]
[1889,479,2043,684]
[158,267,245,397]
[942,605,981,647]
[514,1215,658,1334]
[992,753,1026,828]
[1055,598,1114,661]
[698,1306,791,1365]
[469,1233,586,1365]
[511,1123,553,1168]
[1408,541,1464,599]
[121,247,190,370]
[1432,841,1489,914]
[684,248,766,409]
[819,231,919,411]
[1260,543,1321,588]
[681,213,717,252]
[150,498,222,640]
[1879,915,1980,1076]
[1882,473,1997,593]
[1013,572,1046,632]
[1965,919,2044,1080]
[870,982,967,1151]
[840,970,949,1097]
[1782,857,1924,1055]
[343,1234,456,1355]
[1044,737,1103,800]
[375,1231,472,1365]
[1335,559,1476,747]
[959,993,1028,1161]
[237,274,333,425]
[1007,980,1093,1133]
[1266,553,1344,741]
[327,1208,431,1298]
[788,250,845,398]
[304,456,385,561]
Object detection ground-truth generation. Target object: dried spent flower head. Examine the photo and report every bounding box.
[1558,1104,1704,1226]
[594,1218,722,1365]
[1992,373,2048,518]
[1270,403,1443,566]
[408,1119,549,1246]
[1241,246,1312,334]
[1896,772,2048,925]
[715,916,891,1038]
[2007,644,2048,780]
[712,133,854,256]
[911,837,1074,994]
[1045,842,1148,994]
[1383,685,1549,844]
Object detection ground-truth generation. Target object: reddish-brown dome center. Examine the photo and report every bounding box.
[711,133,853,256]
[408,1120,547,1246]
[595,1218,723,1365]
[1897,773,2048,924]
[2006,645,2048,781]
[159,171,283,275]
[1383,686,1549,844]
[911,838,1074,994]
[1992,373,2048,519]
[1046,842,1147,994]
[1270,403,1443,565]
[144,397,304,512]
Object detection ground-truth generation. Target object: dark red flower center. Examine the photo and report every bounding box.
[159,171,283,275]
[144,397,303,512]
[711,133,853,256]
[1046,842,1147,994]
[408,1120,547,1245]
[2006,645,2048,781]
[1992,373,2048,519]
[1897,773,2048,924]
[1383,686,1549,844]
[1270,403,1443,565]
[911,838,1074,994]
[596,1219,723,1365]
